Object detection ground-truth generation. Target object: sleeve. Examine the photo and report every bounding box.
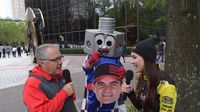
[158,84,177,112]
[82,55,93,73]
[23,78,68,112]
[127,90,142,110]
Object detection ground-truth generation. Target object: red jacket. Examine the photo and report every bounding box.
[23,66,76,112]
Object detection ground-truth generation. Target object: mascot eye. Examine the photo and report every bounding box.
[105,36,115,48]
[97,39,103,45]
[95,35,104,46]
[106,41,112,46]
[86,40,92,48]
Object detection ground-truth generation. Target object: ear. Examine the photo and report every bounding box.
[92,84,96,93]
[37,60,43,66]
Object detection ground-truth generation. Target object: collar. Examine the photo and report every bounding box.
[31,65,62,81]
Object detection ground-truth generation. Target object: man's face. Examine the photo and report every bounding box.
[40,47,63,76]
[93,75,121,104]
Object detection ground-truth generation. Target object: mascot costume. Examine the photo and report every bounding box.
[81,17,127,112]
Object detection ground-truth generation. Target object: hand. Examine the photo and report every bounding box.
[88,52,101,65]
[63,82,74,96]
[121,82,133,93]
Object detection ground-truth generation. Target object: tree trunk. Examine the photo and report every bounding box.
[166,0,200,111]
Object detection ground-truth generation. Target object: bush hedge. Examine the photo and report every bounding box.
[60,48,85,54]
[60,47,133,55]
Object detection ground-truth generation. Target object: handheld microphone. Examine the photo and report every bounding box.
[62,69,72,83]
[62,69,78,112]
[123,70,134,100]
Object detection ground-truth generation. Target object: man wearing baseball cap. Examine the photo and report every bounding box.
[93,63,127,112]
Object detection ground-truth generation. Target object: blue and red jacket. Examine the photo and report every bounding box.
[82,55,123,112]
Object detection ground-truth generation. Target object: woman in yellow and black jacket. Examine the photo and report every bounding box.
[122,37,177,112]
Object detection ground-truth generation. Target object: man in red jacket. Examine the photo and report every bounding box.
[23,44,77,112]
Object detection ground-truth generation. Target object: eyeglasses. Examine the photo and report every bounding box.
[40,55,64,62]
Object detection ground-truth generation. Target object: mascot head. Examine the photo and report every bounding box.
[84,17,125,57]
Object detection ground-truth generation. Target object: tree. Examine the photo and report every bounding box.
[0,20,25,45]
[166,0,200,111]
[108,0,167,40]
[139,0,167,39]
[95,0,112,17]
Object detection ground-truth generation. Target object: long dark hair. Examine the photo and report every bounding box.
[136,60,161,109]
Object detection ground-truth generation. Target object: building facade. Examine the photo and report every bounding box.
[12,0,25,20]
[25,0,137,46]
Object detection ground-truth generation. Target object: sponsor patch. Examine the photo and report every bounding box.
[162,104,172,108]
[162,96,173,104]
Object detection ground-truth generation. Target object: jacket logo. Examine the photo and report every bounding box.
[162,96,173,104]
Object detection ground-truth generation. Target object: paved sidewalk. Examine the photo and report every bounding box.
[0,54,34,89]
[0,54,87,90]
[0,54,88,112]
[0,54,135,112]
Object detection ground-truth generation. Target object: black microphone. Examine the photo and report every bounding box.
[62,69,72,83]
[123,70,134,100]
[62,69,78,112]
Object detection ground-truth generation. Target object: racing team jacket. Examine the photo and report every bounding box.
[127,71,177,112]
[82,55,124,112]
[23,66,76,112]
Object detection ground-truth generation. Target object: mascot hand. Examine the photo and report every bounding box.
[88,52,101,65]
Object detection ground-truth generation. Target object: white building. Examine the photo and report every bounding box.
[11,0,25,20]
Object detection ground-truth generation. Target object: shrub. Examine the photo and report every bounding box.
[60,47,133,55]
[60,48,85,54]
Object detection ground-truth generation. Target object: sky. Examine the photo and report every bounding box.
[0,0,12,19]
